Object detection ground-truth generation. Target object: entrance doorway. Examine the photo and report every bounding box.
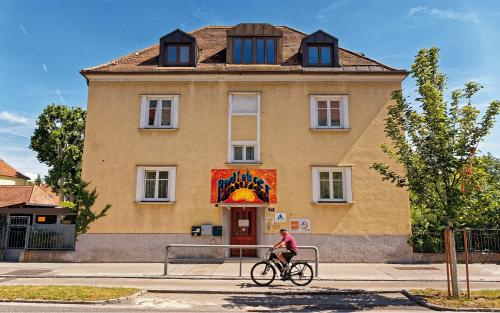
[230,207,257,257]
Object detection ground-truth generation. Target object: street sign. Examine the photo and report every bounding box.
[274,213,286,223]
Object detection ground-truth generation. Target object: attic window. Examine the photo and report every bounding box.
[233,37,276,64]
[158,29,197,67]
[165,44,190,65]
[308,45,332,66]
[300,30,339,67]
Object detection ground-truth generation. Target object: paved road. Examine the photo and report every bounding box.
[0,292,433,312]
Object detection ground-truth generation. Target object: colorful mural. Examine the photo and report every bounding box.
[211,169,277,204]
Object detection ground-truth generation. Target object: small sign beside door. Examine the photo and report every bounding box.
[274,213,286,223]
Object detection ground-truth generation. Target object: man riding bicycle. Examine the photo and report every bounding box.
[273,228,298,271]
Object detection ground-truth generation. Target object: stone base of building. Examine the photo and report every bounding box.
[74,233,413,263]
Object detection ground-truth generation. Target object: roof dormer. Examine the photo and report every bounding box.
[226,23,283,65]
[159,29,197,67]
[300,30,339,67]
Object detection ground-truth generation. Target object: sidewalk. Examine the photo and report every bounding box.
[0,262,498,282]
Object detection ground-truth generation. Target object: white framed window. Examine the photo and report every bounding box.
[310,95,349,129]
[231,144,256,162]
[140,95,179,128]
[136,166,176,202]
[228,92,260,163]
[312,167,352,203]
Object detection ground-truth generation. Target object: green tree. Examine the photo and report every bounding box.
[30,104,86,201]
[371,47,500,251]
[62,181,111,235]
[34,174,42,186]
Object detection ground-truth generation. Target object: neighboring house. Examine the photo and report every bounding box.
[80,23,411,262]
[0,185,75,261]
[0,159,29,185]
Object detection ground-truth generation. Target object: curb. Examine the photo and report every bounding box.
[402,290,500,312]
[0,274,497,283]
[147,289,402,295]
[0,290,145,305]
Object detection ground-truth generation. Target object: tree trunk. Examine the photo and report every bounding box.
[449,227,460,297]
[58,176,64,202]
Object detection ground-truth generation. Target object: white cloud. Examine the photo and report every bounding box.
[24,172,38,180]
[408,6,480,24]
[317,0,352,21]
[0,111,30,125]
[54,89,65,103]
[19,24,29,39]
[42,64,48,72]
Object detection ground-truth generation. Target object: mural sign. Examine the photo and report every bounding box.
[211,169,277,204]
[290,218,311,233]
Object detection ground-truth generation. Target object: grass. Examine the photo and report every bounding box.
[0,286,139,302]
[412,289,500,309]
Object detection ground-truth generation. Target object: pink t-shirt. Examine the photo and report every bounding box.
[282,233,298,253]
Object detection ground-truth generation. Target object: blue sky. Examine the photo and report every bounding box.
[0,0,499,179]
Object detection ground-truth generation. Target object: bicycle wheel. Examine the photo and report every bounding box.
[289,262,313,286]
[251,261,276,286]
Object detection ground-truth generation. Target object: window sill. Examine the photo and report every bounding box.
[225,162,262,166]
[309,128,351,132]
[311,201,354,206]
[135,201,176,205]
[138,128,179,132]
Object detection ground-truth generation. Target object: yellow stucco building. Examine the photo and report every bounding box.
[79,24,411,262]
[0,159,29,186]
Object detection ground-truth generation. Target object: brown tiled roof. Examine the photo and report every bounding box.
[0,159,30,180]
[0,185,59,208]
[81,26,406,75]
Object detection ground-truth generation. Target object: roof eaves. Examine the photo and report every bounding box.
[81,69,408,75]
[80,44,158,76]
[339,47,404,72]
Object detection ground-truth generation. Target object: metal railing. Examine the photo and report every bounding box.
[164,244,319,278]
[455,228,499,253]
[0,225,75,250]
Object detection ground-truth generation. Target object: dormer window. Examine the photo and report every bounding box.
[307,45,333,66]
[166,44,190,65]
[226,23,283,65]
[232,37,276,64]
[159,29,197,67]
[300,30,339,67]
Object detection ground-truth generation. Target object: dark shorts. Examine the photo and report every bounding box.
[281,250,297,262]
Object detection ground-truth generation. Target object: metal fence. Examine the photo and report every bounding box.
[0,224,75,250]
[164,244,319,277]
[454,228,499,253]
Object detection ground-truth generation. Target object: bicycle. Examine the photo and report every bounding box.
[250,248,313,286]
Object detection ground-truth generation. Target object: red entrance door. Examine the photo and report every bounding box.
[230,207,257,257]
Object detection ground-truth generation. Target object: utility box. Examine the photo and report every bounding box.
[212,226,223,236]
[201,224,213,236]
[191,226,201,237]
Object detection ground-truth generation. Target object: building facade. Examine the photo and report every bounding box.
[79,24,411,262]
[0,159,29,185]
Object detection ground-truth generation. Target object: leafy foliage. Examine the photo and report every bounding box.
[62,180,111,235]
[34,174,42,186]
[30,104,86,200]
[372,47,500,252]
[31,104,111,236]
